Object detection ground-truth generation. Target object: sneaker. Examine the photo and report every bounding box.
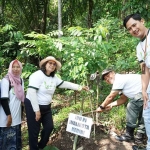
[115,132,134,142]
[134,132,146,145]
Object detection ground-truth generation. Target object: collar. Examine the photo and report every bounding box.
[141,29,149,42]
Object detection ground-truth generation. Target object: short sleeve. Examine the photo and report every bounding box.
[112,74,125,91]
[28,70,44,89]
[1,78,10,98]
[54,75,63,86]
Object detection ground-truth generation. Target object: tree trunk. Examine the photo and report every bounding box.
[41,0,48,34]
[0,0,6,25]
[58,0,62,38]
[87,0,93,28]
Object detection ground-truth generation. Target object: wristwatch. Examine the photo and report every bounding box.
[99,105,105,109]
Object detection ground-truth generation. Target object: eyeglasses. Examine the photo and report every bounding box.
[48,61,57,66]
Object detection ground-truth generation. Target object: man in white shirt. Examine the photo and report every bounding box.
[96,69,145,146]
[123,13,150,150]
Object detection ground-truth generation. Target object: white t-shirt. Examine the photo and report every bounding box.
[0,78,24,127]
[26,70,81,105]
[137,31,150,68]
[112,74,142,99]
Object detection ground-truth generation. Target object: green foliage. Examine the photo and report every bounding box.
[1,1,150,147]
[0,15,145,134]
[17,22,110,85]
[22,125,29,150]
[19,31,62,58]
[2,0,150,33]
[106,105,126,130]
[21,63,38,91]
[53,102,82,130]
[122,0,150,20]
[0,24,24,77]
[43,145,59,150]
[0,58,8,78]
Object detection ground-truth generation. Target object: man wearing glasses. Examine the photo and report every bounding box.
[96,68,146,147]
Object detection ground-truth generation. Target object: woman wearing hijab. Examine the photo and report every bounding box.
[24,56,89,150]
[0,60,24,150]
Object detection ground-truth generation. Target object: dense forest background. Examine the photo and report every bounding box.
[1,0,150,82]
[0,0,150,130]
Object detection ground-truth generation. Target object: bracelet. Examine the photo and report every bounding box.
[99,105,105,109]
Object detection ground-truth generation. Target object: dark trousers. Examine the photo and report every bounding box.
[24,98,54,150]
[126,97,145,134]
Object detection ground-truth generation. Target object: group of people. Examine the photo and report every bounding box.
[97,13,150,150]
[0,13,150,150]
[0,56,89,150]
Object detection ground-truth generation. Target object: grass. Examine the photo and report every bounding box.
[21,121,29,150]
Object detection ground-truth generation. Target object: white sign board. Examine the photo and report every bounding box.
[66,113,93,138]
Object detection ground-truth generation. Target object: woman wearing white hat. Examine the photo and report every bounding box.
[24,56,89,150]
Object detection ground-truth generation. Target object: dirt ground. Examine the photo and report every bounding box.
[49,121,135,150]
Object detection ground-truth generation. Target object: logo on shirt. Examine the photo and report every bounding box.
[44,81,56,89]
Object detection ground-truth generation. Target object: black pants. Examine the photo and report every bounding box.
[24,98,54,150]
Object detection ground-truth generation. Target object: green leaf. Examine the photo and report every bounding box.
[43,145,59,150]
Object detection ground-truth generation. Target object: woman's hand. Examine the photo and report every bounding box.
[35,111,41,121]
[82,86,89,91]
[7,115,12,127]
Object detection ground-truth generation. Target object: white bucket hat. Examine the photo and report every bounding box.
[39,56,61,70]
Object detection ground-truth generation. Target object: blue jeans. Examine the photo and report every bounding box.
[143,101,150,150]
[0,124,22,150]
